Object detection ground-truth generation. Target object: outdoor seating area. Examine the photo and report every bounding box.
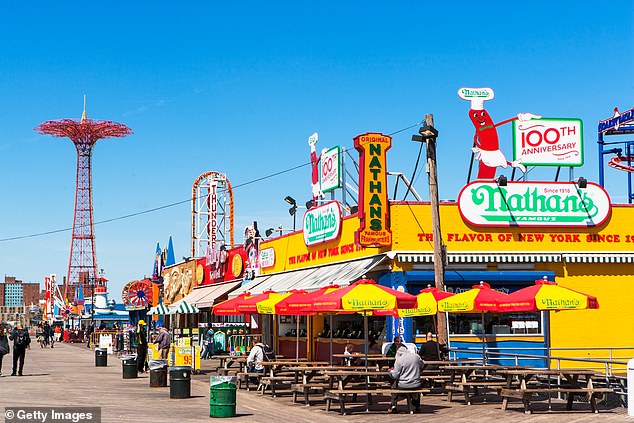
[207,355,617,415]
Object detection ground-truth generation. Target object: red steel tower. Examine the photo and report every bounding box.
[35,100,132,299]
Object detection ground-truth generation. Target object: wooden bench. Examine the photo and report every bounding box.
[500,387,614,414]
[260,376,296,397]
[236,372,263,391]
[445,380,508,405]
[291,383,327,405]
[325,388,430,415]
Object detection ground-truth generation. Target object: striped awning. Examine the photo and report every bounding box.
[396,252,561,264]
[170,300,200,314]
[562,253,634,263]
[147,303,172,315]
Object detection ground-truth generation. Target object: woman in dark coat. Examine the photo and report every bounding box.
[0,325,9,375]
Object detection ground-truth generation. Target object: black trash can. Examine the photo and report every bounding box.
[122,355,138,379]
[95,348,108,367]
[169,366,191,398]
[149,360,168,387]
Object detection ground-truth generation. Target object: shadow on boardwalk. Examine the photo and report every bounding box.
[0,342,627,422]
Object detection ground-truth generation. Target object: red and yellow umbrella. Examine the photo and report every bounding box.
[438,282,509,363]
[236,290,290,315]
[397,286,455,318]
[437,281,507,313]
[312,279,417,314]
[257,286,340,315]
[496,278,599,312]
[213,293,252,315]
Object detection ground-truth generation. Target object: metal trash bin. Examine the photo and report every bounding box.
[95,348,108,367]
[169,366,191,398]
[122,355,138,379]
[149,360,168,387]
[209,376,237,418]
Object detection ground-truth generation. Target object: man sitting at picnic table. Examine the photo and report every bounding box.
[385,335,403,357]
[388,345,424,414]
[246,338,266,384]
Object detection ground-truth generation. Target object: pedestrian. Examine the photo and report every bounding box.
[201,327,214,360]
[43,322,51,347]
[86,322,95,348]
[388,346,424,413]
[0,325,9,376]
[386,335,404,357]
[36,324,46,348]
[54,325,62,343]
[9,323,31,376]
[154,326,171,360]
[48,323,56,348]
[136,320,148,373]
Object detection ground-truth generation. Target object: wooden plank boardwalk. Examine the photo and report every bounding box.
[0,342,627,422]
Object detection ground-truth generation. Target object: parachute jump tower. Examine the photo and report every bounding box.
[36,98,133,299]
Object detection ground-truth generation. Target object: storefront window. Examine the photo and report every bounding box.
[447,312,541,335]
[278,315,307,337]
[318,315,385,341]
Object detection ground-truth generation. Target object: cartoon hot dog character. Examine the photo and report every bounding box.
[458,87,540,179]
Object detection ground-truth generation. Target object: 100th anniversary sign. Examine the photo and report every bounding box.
[458,181,611,228]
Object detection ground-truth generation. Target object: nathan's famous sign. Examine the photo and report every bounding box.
[303,201,342,246]
[458,181,611,228]
[354,132,392,247]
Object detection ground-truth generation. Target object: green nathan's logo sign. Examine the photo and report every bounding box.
[458,181,611,228]
[303,201,342,246]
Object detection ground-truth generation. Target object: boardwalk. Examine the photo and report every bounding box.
[0,342,627,422]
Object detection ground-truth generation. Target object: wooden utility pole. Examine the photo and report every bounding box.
[424,114,449,346]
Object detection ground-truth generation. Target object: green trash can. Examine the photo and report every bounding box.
[209,376,237,418]
[95,348,108,367]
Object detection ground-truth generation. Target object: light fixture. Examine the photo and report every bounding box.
[284,196,296,206]
[412,124,439,143]
[265,228,275,237]
[349,205,358,214]
[576,177,587,189]
[496,175,508,186]
[288,205,298,216]
[305,200,314,209]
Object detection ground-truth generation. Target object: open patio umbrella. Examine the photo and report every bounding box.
[312,278,417,371]
[496,277,599,312]
[212,293,252,315]
[438,281,509,363]
[256,286,341,362]
[236,290,290,315]
[256,289,308,362]
[496,277,598,369]
[396,286,455,318]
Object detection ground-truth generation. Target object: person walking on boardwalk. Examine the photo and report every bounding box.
[155,326,171,360]
[0,325,9,375]
[86,321,95,348]
[9,323,31,376]
[136,320,149,372]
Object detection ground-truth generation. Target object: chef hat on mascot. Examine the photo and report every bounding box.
[458,87,494,110]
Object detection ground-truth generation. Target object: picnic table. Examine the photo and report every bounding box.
[332,353,394,369]
[441,364,515,405]
[323,369,430,415]
[257,361,330,397]
[214,355,247,374]
[497,368,613,414]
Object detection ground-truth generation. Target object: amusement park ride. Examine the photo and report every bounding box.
[598,106,634,203]
[36,97,132,310]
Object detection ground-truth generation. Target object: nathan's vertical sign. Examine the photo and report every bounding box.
[354,132,392,247]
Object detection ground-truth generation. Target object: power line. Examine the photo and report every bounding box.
[0,121,422,243]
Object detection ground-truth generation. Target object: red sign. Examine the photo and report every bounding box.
[354,132,392,247]
[199,246,248,285]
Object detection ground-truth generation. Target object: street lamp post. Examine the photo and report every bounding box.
[413,114,449,346]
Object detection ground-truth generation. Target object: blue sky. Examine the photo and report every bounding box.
[0,2,632,301]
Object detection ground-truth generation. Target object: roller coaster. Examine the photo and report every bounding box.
[598,106,634,203]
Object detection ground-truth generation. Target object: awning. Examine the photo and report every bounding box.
[187,280,243,309]
[395,252,562,264]
[562,252,634,263]
[232,255,386,296]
